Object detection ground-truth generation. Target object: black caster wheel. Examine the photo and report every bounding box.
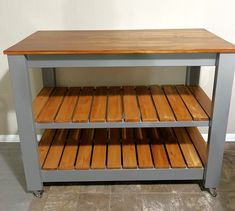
[208,188,217,197]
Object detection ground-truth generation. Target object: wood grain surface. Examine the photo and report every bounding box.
[4,29,235,55]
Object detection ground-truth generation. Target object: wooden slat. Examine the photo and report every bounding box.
[163,86,192,121]
[107,87,122,122]
[55,87,80,122]
[173,127,202,168]
[150,85,175,121]
[122,128,137,168]
[188,85,211,117]
[38,129,56,167]
[136,87,158,122]
[33,87,54,119]
[123,87,140,122]
[58,129,81,170]
[37,88,67,123]
[160,128,186,168]
[186,127,208,166]
[175,85,208,121]
[73,87,93,122]
[91,129,107,169]
[75,129,94,169]
[135,128,153,168]
[107,128,121,169]
[43,129,68,169]
[148,128,169,168]
[90,87,107,122]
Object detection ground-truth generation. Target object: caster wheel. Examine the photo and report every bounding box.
[33,190,43,198]
[208,188,217,197]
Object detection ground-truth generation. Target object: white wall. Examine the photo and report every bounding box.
[0,0,235,134]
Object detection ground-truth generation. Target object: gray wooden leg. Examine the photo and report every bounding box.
[42,68,56,87]
[8,55,43,192]
[185,66,200,85]
[204,53,235,188]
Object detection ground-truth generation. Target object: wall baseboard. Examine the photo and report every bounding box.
[0,134,234,142]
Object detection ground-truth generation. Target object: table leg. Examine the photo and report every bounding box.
[8,55,43,192]
[185,66,200,85]
[42,68,56,87]
[204,53,235,188]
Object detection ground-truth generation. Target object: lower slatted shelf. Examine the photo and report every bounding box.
[38,127,207,170]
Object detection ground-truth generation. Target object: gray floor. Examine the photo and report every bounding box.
[0,143,234,211]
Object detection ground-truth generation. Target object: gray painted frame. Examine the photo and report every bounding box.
[7,52,235,192]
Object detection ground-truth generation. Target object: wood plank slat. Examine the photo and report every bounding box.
[173,127,202,168]
[186,127,208,166]
[73,87,93,122]
[38,129,56,167]
[37,88,67,123]
[123,87,140,122]
[107,128,121,169]
[150,85,175,121]
[55,87,80,122]
[107,87,122,122]
[58,129,81,170]
[33,87,54,119]
[163,86,192,121]
[43,129,68,169]
[188,85,212,117]
[136,87,158,122]
[148,128,169,168]
[90,87,107,122]
[91,129,107,169]
[175,85,208,121]
[160,128,186,168]
[122,128,137,168]
[135,128,153,168]
[75,129,94,169]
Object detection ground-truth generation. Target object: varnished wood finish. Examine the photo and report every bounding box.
[75,129,94,169]
[136,86,158,122]
[173,127,202,168]
[73,87,93,122]
[107,87,122,122]
[148,128,169,168]
[33,87,54,119]
[135,128,154,168]
[160,128,186,168]
[37,88,67,123]
[58,129,80,170]
[163,85,192,121]
[122,128,138,169]
[186,127,208,166]
[39,127,205,170]
[4,29,235,55]
[55,87,80,123]
[33,85,211,123]
[150,85,175,121]
[38,129,56,167]
[43,129,68,170]
[90,87,107,122]
[175,85,208,121]
[188,85,212,117]
[107,128,122,169]
[91,129,107,169]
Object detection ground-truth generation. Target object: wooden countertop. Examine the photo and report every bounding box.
[4,29,235,55]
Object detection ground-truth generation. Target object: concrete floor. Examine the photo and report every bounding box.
[0,143,234,211]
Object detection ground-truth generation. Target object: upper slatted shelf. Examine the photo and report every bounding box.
[33,85,211,128]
